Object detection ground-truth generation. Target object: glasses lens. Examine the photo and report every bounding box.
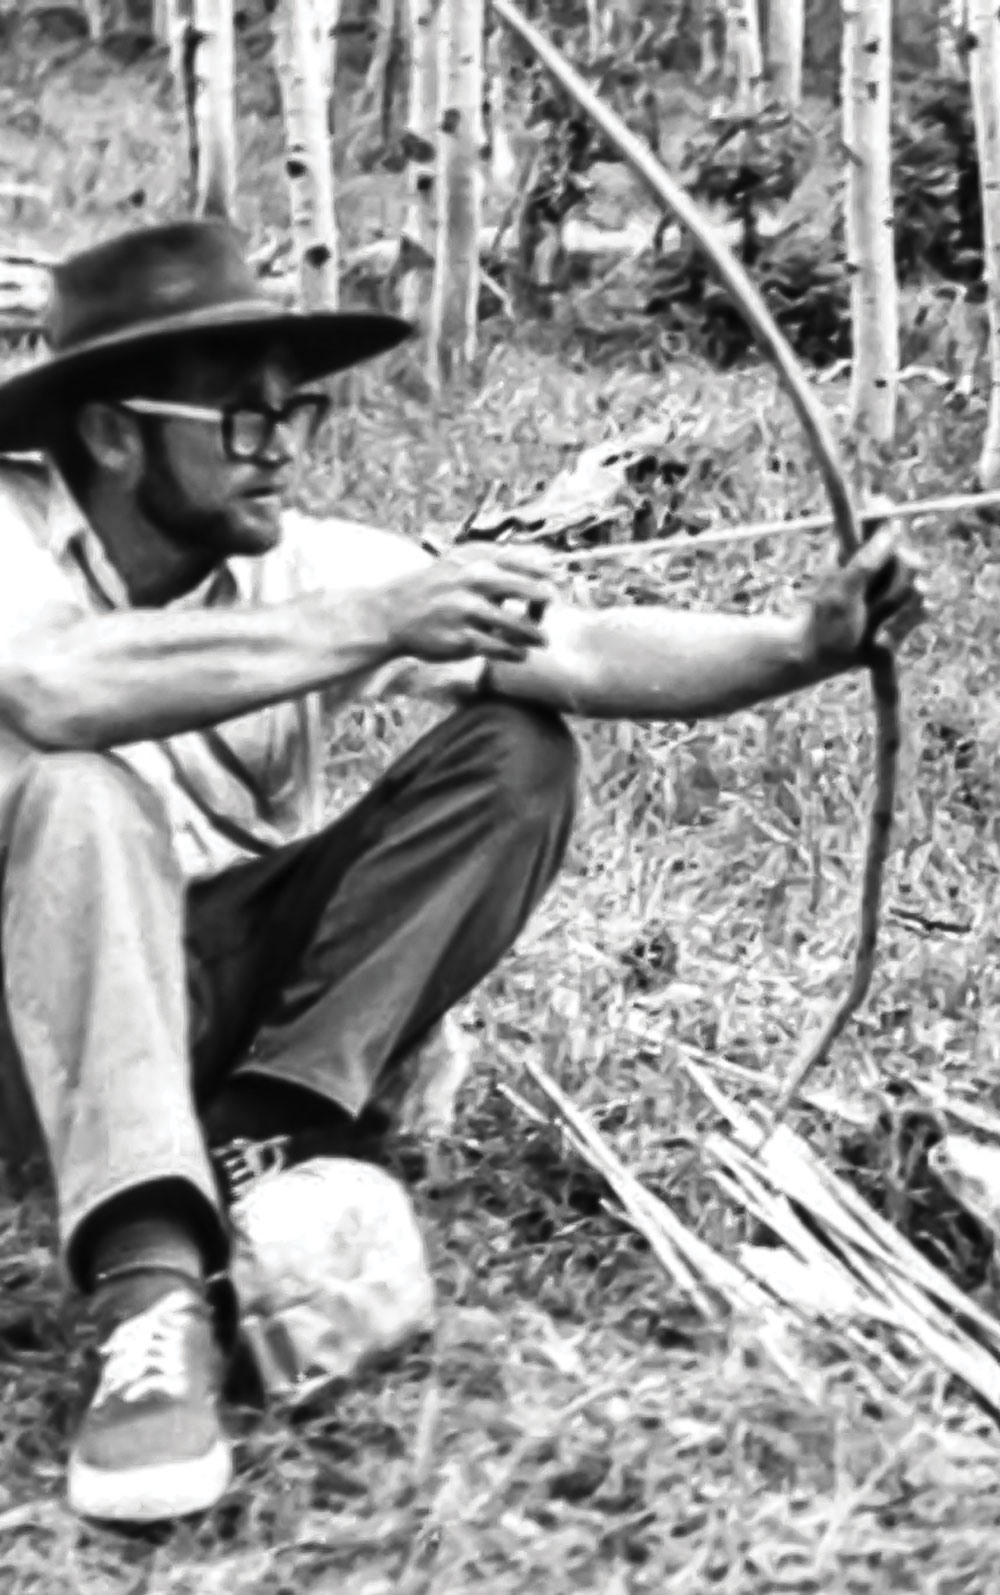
[226,397,328,461]
[228,408,271,461]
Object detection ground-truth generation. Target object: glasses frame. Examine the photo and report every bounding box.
[118,392,331,464]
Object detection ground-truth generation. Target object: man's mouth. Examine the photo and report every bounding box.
[243,483,285,502]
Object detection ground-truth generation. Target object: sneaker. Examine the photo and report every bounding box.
[212,1135,291,1210]
[67,1284,233,1524]
[210,1115,399,1213]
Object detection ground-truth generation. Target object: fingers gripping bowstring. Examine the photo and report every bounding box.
[491,0,901,1142]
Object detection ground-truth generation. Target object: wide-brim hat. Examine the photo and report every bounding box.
[0,218,414,454]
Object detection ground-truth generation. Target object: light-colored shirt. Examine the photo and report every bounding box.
[0,457,484,880]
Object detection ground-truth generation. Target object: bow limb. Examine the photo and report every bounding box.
[490,0,861,559]
[765,647,900,1133]
[490,0,901,1133]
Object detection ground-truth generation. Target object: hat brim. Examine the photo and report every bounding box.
[0,301,415,454]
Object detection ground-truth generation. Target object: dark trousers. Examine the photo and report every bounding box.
[0,701,578,1280]
[188,699,577,1111]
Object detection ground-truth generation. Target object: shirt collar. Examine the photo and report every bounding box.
[45,468,88,560]
[45,466,245,609]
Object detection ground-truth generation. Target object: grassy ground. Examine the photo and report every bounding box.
[4,24,1000,1595]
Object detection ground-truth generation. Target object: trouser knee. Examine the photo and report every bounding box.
[4,751,175,865]
[456,700,579,829]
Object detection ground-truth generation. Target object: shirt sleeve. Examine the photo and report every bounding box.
[0,469,84,641]
[283,511,487,703]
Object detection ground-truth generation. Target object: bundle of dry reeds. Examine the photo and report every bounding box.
[510,1051,1000,1424]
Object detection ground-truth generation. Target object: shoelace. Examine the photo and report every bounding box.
[214,1135,291,1206]
[93,1289,197,1408]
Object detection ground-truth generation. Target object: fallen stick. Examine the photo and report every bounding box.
[550,486,1000,567]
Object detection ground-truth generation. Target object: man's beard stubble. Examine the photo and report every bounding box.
[135,435,232,557]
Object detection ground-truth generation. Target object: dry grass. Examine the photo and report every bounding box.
[4,24,1000,1595]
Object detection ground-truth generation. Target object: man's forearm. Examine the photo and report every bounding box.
[0,589,397,750]
[489,603,837,721]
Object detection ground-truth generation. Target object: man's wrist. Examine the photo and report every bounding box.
[784,608,852,687]
[309,586,402,674]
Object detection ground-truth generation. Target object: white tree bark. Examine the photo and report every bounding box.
[768,0,805,105]
[842,0,898,443]
[154,0,187,90]
[937,0,968,76]
[271,0,340,312]
[969,0,1000,484]
[697,0,724,81]
[186,0,237,221]
[80,0,104,40]
[359,0,398,119]
[585,0,601,59]
[400,0,439,324]
[724,0,763,112]
[315,0,340,100]
[430,0,484,386]
[484,14,516,191]
[152,0,174,42]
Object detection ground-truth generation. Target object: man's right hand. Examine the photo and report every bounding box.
[378,544,558,663]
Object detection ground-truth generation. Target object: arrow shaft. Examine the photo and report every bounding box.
[555,487,1000,567]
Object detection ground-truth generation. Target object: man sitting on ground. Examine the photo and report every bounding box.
[0,219,919,1524]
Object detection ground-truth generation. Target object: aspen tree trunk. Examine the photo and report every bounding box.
[585,0,603,60]
[430,0,484,386]
[937,0,967,75]
[400,0,439,323]
[315,0,339,100]
[484,14,516,191]
[271,0,340,311]
[768,0,804,105]
[185,0,237,221]
[842,0,898,443]
[724,0,763,112]
[155,0,186,89]
[359,0,398,119]
[80,0,104,40]
[968,0,1000,484]
[152,0,173,43]
[697,0,723,81]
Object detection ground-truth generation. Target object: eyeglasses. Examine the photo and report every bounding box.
[118,393,331,464]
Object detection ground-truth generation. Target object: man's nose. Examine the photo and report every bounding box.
[259,424,294,468]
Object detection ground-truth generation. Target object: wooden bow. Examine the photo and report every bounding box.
[491,0,902,1136]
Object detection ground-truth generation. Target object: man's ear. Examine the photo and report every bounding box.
[76,401,144,484]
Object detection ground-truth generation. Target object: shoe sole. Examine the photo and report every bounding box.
[67,1437,233,1524]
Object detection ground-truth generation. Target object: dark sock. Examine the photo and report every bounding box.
[88,1219,206,1331]
[81,1183,209,1325]
[204,1075,356,1148]
[91,1214,204,1288]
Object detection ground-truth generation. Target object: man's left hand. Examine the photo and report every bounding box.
[801,517,927,674]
